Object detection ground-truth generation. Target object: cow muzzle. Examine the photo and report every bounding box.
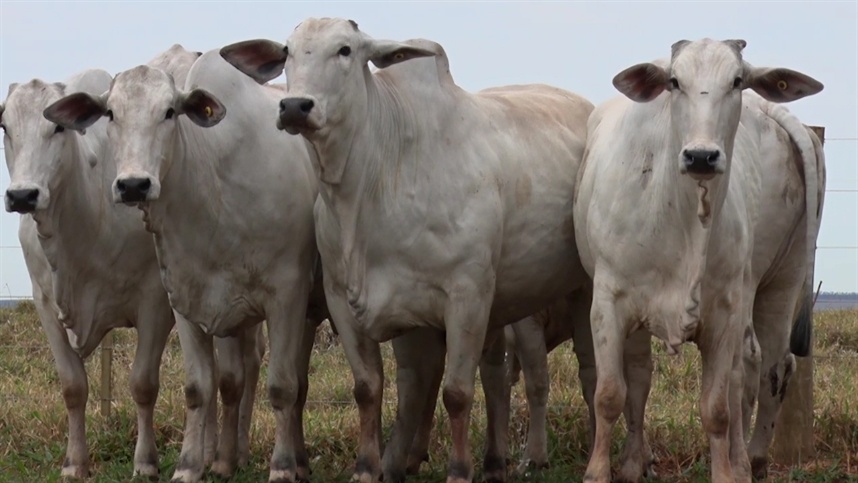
[5,188,41,213]
[680,147,724,180]
[114,176,158,204]
[277,96,323,135]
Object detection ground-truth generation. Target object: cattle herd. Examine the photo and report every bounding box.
[0,16,826,483]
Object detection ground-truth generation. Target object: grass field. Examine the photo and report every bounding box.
[0,301,855,482]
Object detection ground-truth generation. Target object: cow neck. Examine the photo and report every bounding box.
[33,130,109,255]
[652,105,733,352]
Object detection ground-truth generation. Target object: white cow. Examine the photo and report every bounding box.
[220,17,594,483]
[2,68,175,478]
[45,49,326,483]
[572,38,822,483]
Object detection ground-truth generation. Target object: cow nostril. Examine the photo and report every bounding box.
[683,149,720,166]
[299,100,314,114]
[26,190,38,201]
[116,180,127,194]
[279,99,288,112]
[138,179,151,192]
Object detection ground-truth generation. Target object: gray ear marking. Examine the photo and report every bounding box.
[723,39,748,54]
[348,19,359,30]
[670,40,691,59]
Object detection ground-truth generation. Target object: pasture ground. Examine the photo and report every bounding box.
[0,301,856,482]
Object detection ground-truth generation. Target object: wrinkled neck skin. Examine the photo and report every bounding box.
[139,118,266,332]
[32,132,136,356]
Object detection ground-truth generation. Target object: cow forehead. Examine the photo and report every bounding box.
[5,80,65,115]
[111,66,175,105]
[290,17,360,47]
[671,39,742,79]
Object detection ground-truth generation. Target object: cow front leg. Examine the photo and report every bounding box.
[266,283,312,483]
[481,328,512,483]
[617,330,654,483]
[130,301,174,478]
[584,282,628,483]
[211,332,247,479]
[239,324,266,467]
[442,284,493,483]
[37,299,90,479]
[291,317,318,482]
[382,328,446,483]
[171,312,216,483]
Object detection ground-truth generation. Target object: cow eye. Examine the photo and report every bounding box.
[165,108,175,120]
[283,46,289,57]
[54,125,65,134]
[338,46,352,57]
[733,76,743,89]
[106,110,114,121]
[669,78,680,90]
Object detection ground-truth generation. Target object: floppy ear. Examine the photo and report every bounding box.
[745,65,823,103]
[220,39,287,85]
[367,39,437,69]
[612,62,669,102]
[178,88,226,128]
[43,91,108,132]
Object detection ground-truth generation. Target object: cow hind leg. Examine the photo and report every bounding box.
[481,327,512,483]
[38,301,90,480]
[130,302,173,479]
[747,284,800,481]
[291,318,317,482]
[382,328,446,483]
[406,347,444,476]
[210,333,246,479]
[171,313,217,483]
[509,317,551,477]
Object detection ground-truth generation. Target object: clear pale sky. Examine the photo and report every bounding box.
[1,1,856,297]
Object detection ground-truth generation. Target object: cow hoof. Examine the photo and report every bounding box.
[269,469,299,483]
[751,457,768,481]
[515,459,550,477]
[133,462,160,480]
[351,472,378,483]
[382,469,407,483]
[211,460,236,479]
[446,477,472,483]
[170,468,203,483]
[60,464,90,480]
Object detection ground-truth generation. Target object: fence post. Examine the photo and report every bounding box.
[772,125,824,465]
[100,330,113,418]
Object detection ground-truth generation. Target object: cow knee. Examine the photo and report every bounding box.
[353,377,380,409]
[595,378,626,421]
[61,378,88,410]
[443,384,474,419]
[218,371,244,405]
[701,397,730,436]
[184,383,209,410]
[130,373,159,407]
[268,379,298,411]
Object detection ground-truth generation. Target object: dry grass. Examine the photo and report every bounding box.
[0,301,855,482]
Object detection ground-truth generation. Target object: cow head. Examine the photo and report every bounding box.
[44,65,225,204]
[2,80,84,214]
[220,17,435,137]
[612,39,822,182]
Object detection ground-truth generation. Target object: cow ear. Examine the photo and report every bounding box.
[43,92,107,132]
[178,88,226,128]
[745,65,823,103]
[220,39,287,85]
[6,83,18,98]
[612,62,669,103]
[368,39,436,69]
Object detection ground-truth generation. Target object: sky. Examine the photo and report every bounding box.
[0,1,856,297]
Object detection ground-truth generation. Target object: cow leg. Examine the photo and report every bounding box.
[406,345,444,476]
[327,294,385,483]
[481,328,511,483]
[741,325,761,441]
[747,283,800,480]
[509,318,550,476]
[698,290,748,483]
[728,324,752,483]
[617,330,654,483]
[442,287,493,483]
[130,302,173,479]
[568,287,597,453]
[238,324,266,467]
[265,282,312,483]
[583,283,627,483]
[171,312,217,483]
[291,317,318,482]
[382,328,446,483]
[211,333,246,479]
[36,298,90,479]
